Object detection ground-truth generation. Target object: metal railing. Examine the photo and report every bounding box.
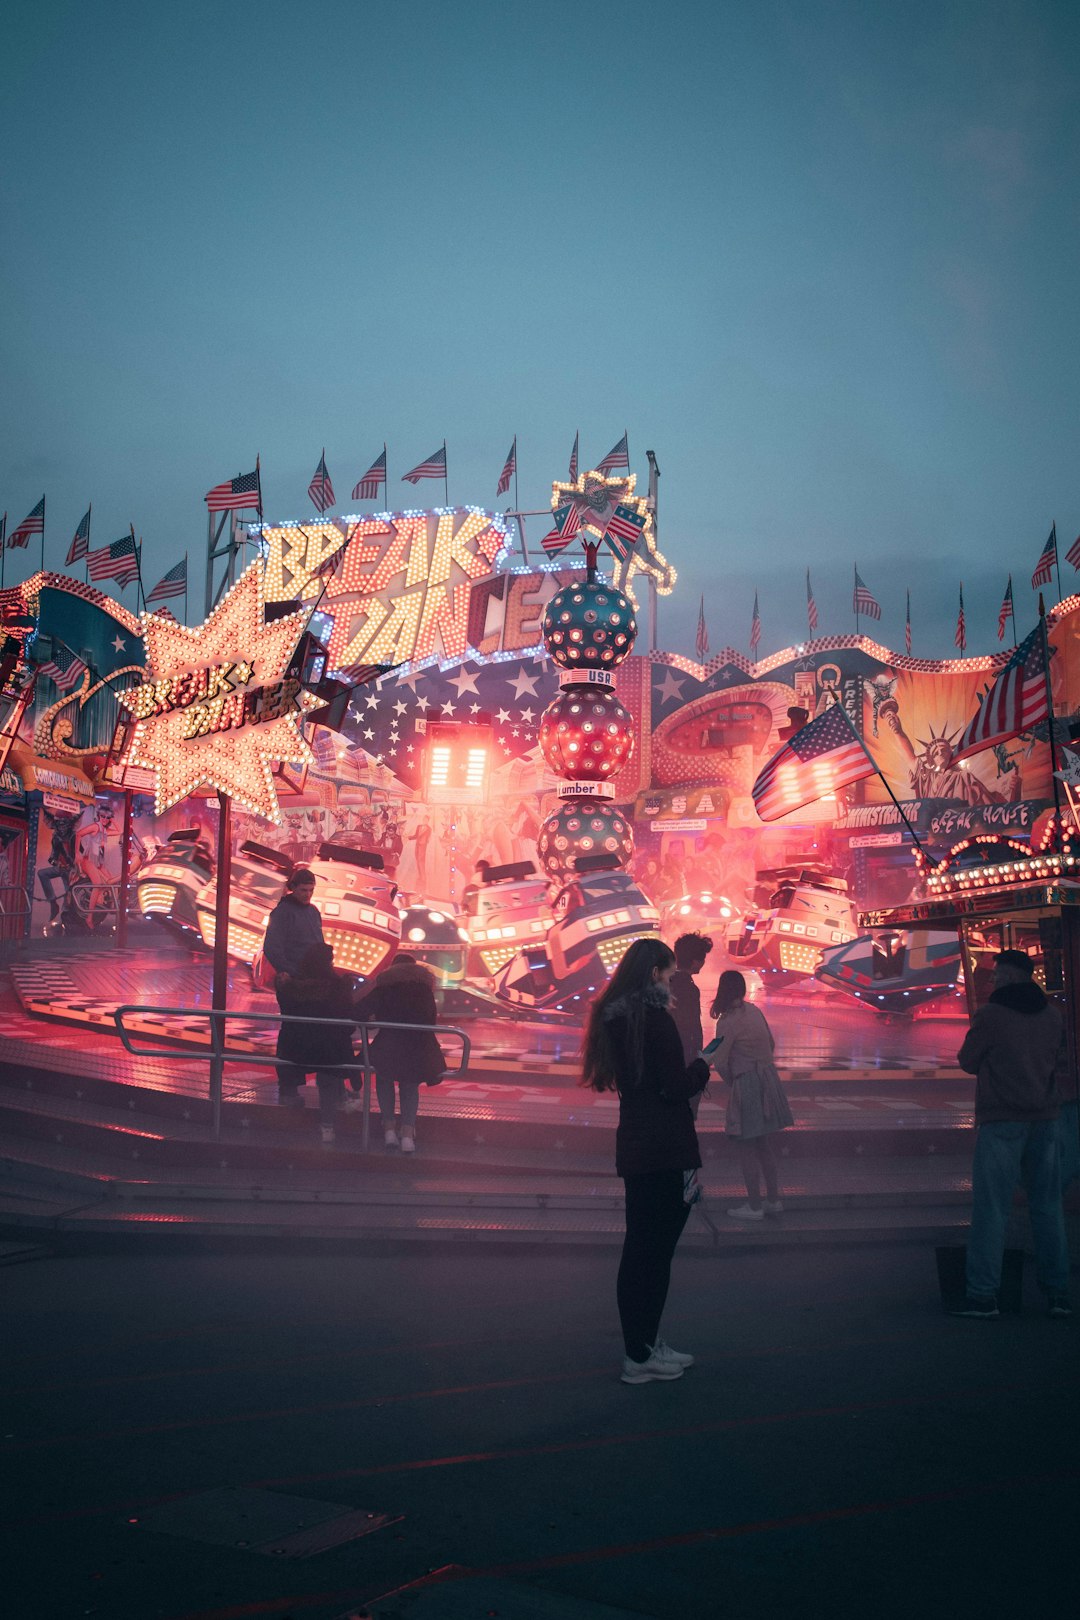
[113,1004,471,1146]
[0,883,34,920]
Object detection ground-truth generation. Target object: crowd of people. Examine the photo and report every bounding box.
[258,876,1075,1376]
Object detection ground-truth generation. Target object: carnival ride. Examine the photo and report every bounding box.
[398,903,470,985]
[494,858,660,1013]
[462,860,553,977]
[728,865,858,984]
[815,928,963,1014]
[136,828,215,942]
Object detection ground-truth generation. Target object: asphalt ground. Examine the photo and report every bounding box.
[4,1241,1077,1620]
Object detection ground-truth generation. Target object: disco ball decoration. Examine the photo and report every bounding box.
[541,580,637,671]
[536,799,634,879]
[538,685,634,781]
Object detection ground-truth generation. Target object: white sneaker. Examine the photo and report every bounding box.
[763,1199,784,1215]
[621,1351,684,1385]
[320,1126,335,1146]
[727,1203,764,1221]
[400,1131,416,1154]
[651,1338,694,1368]
[384,1128,399,1149]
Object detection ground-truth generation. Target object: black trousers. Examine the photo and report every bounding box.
[617,1169,691,1362]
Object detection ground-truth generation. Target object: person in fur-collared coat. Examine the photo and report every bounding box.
[353,953,443,1153]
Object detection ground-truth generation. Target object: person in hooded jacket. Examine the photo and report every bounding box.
[582,937,710,1385]
[353,952,443,1153]
[274,942,357,1145]
[953,948,1071,1320]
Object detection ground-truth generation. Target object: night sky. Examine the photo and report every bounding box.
[2,0,1079,659]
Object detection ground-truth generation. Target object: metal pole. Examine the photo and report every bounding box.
[116,789,132,949]
[209,791,233,1138]
[645,450,660,652]
[360,1020,371,1153]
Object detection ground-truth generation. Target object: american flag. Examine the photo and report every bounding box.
[402,445,446,484]
[67,508,91,567]
[752,703,873,822]
[37,644,88,693]
[352,447,387,502]
[955,583,966,652]
[905,589,912,655]
[853,568,881,620]
[496,438,516,497]
[540,502,581,555]
[750,591,761,654]
[696,596,709,660]
[205,468,261,513]
[308,451,335,513]
[953,624,1049,763]
[87,534,140,588]
[806,570,818,633]
[1067,533,1080,570]
[998,576,1014,642]
[597,433,629,474]
[603,502,646,559]
[147,557,187,606]
[1031,524,1057,588]
[8,496,44,549]
[568,431,579,483]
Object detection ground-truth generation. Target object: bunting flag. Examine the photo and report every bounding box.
[806,570,818,633]
[603,502,646,560]
[147,557,187,606]
[402,445,446,484]
[597,433,629,474]
[8,496,45,550]
[540,502,581,555]
[205,467,261,513]
[905,589,912,655]
[568,431,579,483]
[750,591,761,654]
[67,508,91,567]
[955,584,966,652]
[752,703,874,822]
[998,576,1014,642]
[352,447,387,502]
[853,567,881,620]
[696,596,709,660]
[496,438,516,497]
[308,451,335,513]
[953,624,1049,762]
[87,534,140,588]
[1067,533,1080,570]
[1031,523,1057,588]
[37,644,87,692]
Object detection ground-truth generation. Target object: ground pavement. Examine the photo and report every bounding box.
[4,1243,1077,1620]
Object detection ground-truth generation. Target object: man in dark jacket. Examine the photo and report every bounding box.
[669,932,713,1119]
[263,868,326,1106]
[953,949,1071,1319]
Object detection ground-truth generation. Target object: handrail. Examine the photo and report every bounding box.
[0,884,33,920]
[112,1004,471,1149]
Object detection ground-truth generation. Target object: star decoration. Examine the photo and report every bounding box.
[548,467,675,609]
[116,562,315,822]
[656,669,686,706]
[363,727,375,740]
[446,665,482,698]
[441,698,457,715]
[112,635,126,653]
[508,666,540,699]
[393,699,408,716]
[348,703,363,720]
[365,692,379,709]
[518,705,536,724]
[469,702,481,714]
[496,707,511,724]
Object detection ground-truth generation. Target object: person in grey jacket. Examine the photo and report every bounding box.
[952,949,1071,1320]
[263,868,326,1106]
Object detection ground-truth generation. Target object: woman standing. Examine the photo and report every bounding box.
[582,938,710,1385]
[354,953,443,1152]
[709,970,793,1220]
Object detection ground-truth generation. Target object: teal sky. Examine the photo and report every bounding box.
[2,0,1078,659]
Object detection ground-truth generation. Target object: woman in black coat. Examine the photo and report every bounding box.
[353,953,443,1153]
[275,942,357,1144]
[582,937,710,1384]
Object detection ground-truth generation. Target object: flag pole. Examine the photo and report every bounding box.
[183,551,189,625]
[1039,594,1065,854]
[85,503,92,583]
[443,440,448,507]
[1054,521,1062,603]
[854,563,859,636]
[1010,577,1018,648]
[1,512,6,590]
[838,702,937,865]
[40,495,46,576]
[513,434,519,513]
[130,523,145,615]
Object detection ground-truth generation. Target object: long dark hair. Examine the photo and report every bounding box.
[581,936,676,1093]
[710,969,747,1020]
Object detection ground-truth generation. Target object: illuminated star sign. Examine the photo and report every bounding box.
[115,563,316,822]
[549,469,676,607]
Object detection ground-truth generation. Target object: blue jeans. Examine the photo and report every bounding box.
[375,1073,420,1130]
[1059,1101,1079,1191]
[966,1119,1069,1299]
